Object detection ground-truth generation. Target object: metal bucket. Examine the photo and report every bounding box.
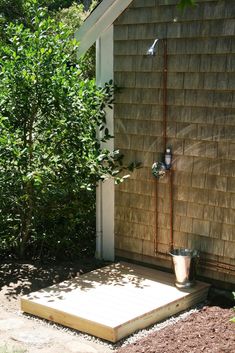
[169,248,199,289]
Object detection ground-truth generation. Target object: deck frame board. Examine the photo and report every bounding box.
[21,262,210,342]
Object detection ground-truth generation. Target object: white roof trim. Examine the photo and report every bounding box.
[75,0,133,57]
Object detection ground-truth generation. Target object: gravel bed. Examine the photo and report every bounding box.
[19,302,205,351]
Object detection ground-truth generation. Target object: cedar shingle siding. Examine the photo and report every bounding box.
[113,0,235,285]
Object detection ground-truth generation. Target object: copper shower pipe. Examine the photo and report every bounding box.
[151,41,235,279]
[162,39,168,153]
[154,38,167,254]
[162,39,174,251]
[154,38,174,255]
[154,179,159,253]
[169,169,174,251]
[201,259,235,274]
[152,247,235,275]
[154,170,174,254]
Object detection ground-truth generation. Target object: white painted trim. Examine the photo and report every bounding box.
[96,26,115,261]
[95,36,103,260]
[75,0,133,57]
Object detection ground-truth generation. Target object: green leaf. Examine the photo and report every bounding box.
[0,0,137,260]
[177,0,196,10]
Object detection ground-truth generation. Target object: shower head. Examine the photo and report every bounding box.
[146,38,160,56]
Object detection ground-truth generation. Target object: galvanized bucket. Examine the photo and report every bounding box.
[169,248,199,289]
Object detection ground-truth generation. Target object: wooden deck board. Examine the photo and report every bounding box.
[21,262,210,342]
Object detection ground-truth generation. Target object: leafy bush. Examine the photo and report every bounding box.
[0,0,124,259]
[177,0,196,9]
[231,292,235,323]
[0,0,94,23]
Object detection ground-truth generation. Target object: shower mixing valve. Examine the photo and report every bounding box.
[165,147,172,170]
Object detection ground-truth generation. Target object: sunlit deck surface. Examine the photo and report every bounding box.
[21,262,210,342]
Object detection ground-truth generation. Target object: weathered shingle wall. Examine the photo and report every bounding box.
[113,0,235,285]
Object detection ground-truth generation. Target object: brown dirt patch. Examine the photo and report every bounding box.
[116,302,235,353]
[0,258,107,312]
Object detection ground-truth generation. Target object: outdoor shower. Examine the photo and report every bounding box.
[146,38,174,255]
[147,39,200,288]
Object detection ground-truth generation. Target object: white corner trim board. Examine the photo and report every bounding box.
[75,0,133,57]
[96,26,115,261]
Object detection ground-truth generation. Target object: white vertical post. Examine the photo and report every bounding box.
[95,37,102,260]
[96,26,114,261]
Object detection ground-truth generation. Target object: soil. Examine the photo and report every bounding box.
[0,259,234,353]
[0,258,108,313]
[116,305,235,353]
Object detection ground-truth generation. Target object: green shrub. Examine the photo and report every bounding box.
[230,292,235,323]
[0,0,124,259]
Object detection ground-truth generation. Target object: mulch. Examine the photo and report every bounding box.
[116,302,235,353]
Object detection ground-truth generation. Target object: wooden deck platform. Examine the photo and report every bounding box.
[21,262,210,342]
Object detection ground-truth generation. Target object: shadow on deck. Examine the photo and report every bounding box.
[21,262,210,342]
